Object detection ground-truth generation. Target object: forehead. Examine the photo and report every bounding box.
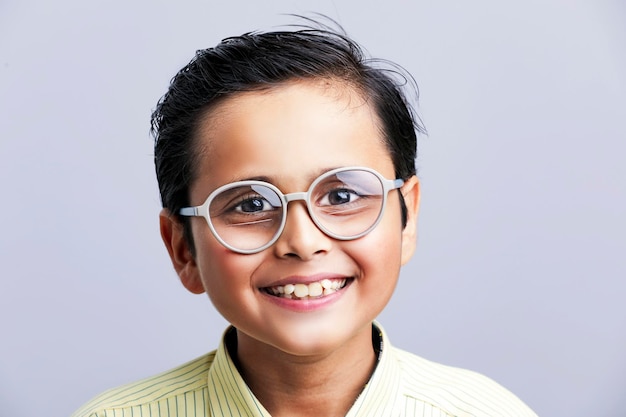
[190,80,393,193]
[197,79,377,142]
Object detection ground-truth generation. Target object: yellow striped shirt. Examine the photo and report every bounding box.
[71,324,537,417]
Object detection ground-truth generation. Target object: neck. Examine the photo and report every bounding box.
[230,325,378,417]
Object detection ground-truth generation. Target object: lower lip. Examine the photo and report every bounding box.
[261,280,351,312]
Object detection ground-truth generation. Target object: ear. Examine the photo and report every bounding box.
[159,209,205,294]
[400,176,420,266]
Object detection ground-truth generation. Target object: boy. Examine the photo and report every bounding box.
[72,22,537,417]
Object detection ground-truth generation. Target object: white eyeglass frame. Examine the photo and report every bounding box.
[179,166,404,254]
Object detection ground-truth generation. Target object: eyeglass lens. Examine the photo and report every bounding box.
[208,169,386,252]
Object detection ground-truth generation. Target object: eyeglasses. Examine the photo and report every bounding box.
[179,166,404,254]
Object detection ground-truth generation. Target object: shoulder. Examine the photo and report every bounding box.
[391,347,538,417]
[70,351,216,417]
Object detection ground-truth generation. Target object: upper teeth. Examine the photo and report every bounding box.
[267,278,347,299]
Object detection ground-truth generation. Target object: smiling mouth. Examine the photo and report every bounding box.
[263,278,349,300]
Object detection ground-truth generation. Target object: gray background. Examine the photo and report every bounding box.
[1,1,625,416]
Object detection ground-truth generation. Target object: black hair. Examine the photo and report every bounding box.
[151,20,425,253]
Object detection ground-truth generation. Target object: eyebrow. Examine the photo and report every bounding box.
[235,166,342,186]
[238,175,272,183]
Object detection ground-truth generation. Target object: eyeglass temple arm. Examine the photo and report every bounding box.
[390,178,404,190]
[179,207,199,216]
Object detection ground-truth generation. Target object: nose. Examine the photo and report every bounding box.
[273,197,332,260]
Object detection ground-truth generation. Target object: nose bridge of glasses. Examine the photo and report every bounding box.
[281,191,315,223]
[279,191,320,239]
[283,191,308,204]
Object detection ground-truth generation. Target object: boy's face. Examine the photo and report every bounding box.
[161,80,420,358]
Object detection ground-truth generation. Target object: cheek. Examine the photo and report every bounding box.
[193,234,257,302]
[348,212,403,281]
[345,232,402,322]
[200,253,261,322]
[362,201,403,270]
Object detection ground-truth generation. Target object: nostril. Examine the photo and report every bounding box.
[272,203,334,260]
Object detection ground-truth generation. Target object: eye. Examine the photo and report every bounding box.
[235,196,273,213]
[320,188,361,206]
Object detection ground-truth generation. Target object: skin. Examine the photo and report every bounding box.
[160,79,420,417]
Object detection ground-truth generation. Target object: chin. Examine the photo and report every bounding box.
[267,320,368,357]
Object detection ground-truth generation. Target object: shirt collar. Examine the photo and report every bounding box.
[346,322,402,417]
[207,323,401,417]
